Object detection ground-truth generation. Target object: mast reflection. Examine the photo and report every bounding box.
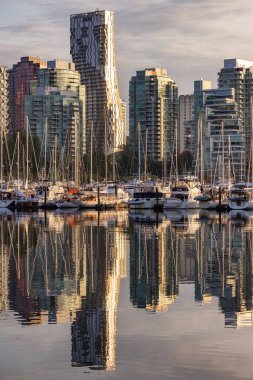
[1,209,253,375]
[71,211,128,370]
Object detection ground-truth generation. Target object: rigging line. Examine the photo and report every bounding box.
[27,120,40,180]
[7,134,18,184]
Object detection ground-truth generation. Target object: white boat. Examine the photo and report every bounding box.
[128,187,164,210]
[37,184,65,208]
[228,182,253,210]
[163,181,201,210]
[0,190,15,208]
[55,197,81,209]
[128,198,159,209]
[99,185,129,208]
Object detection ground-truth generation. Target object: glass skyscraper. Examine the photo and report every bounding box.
[70,10,125,155]
[129,68,179,163]
[25,60,85,182]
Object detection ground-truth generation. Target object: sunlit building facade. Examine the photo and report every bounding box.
[70,10,125,155]
[129,68,179,163]
[179,94,194,153]
[218,59,253,175]
[25,60,85,181]
[203,87,245,182]
[8,56,47,131]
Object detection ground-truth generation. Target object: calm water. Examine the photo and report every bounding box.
[1,209,253,379]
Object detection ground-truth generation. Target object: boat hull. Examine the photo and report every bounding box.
[128,198,163,210]
[228,200,253,210]
[55,201,80,209]
[164,199,200,210]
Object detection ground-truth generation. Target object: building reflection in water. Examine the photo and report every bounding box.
[202,212,253,328]
[129,210,253,328]
[71,211,128,370]
[2,210,253,371]
[0,211,128,371]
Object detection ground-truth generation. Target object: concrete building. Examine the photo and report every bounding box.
[218,59,253,174]
[8,56,47,131]
[70,10,125,155]
[129,68,179,163]
[0,67,9,134]
[203,87,245,182]
[25,60,85,181]
[179,94,194,153]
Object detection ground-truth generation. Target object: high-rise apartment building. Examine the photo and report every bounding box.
[203,88,245,182]
[218,59,253,169]
[0,67,9,134]
[194,79,212,122]
[70,10,125,155]
[8,56,47,131]
[129,68,179,162]
[179,94,194,153]
[25,60,85,181]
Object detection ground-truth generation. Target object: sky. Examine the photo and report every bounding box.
[1,0,253,101]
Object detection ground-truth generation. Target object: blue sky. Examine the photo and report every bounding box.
[0,0,252,100]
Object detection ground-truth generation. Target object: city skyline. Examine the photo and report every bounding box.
[1,0,253,101]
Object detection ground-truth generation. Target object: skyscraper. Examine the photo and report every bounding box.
[203,87,245,182]
[179,94,194,153]
[8,56,47,131]
[218,59,253,171]
[25,60,85,182]
[129,68,179,163]
[70,10,125,155]
[0,67,9,134]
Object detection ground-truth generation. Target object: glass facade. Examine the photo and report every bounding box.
[129,68,179,162]
[25,60,85,181]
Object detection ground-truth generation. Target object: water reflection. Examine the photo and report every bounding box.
[1,210,253,374]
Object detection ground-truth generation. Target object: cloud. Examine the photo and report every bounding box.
[0,0,253,99]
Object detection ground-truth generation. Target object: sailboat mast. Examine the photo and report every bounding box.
[44,117,48,179]
[221,121,225,185]
[54,134,57,182]
[90,121,93,185]
[112,127,116,183]
[26,116,29,189]
[17,131,20,190]
[74,115,79,186]
[200,117,204,185]
[228,136,231,186]
[144,128,148,181]
[175,118,178,181]
[138,122,141,181]
[104,109,108,186]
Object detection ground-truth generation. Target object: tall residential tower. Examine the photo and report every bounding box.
[129,68,179,163]
[25,60,85,182]
[8,56,47,131]
[70,10,125,154]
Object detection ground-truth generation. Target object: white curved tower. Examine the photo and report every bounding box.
[70,10,125,155]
